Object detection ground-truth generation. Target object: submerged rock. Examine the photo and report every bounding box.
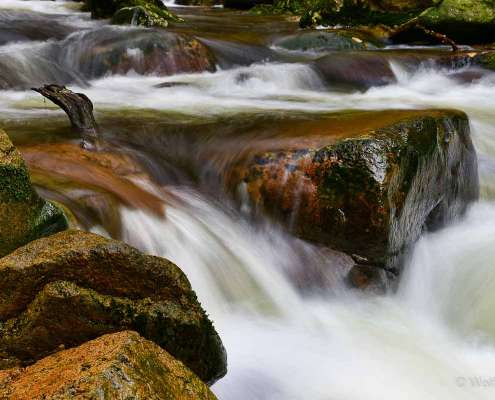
[0,331,217,399]
[20,142,165,217]
[0,230,227,384]
[313,50,477,91]
[273,30,381,54]
[225,110,478,281]
[314,51,395,90]
[0,11,75,46]
[58,27,217,79]
[0,129,67,258]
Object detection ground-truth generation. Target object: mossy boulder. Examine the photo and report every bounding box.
[418,0,495,43]
[225,110,478,278]
[0,129,67,258]
[59,27,216,79]
[0,230,226,384]
[475,51,495,70]
[0,331,217,399]
[298,0,432,28]
[83,0,181,27]
[111,5,177,28]
[273,30,381,53]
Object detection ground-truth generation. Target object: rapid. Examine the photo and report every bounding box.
[2,1,495,399]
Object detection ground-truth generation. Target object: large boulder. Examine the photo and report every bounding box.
[313,50,478,91]
[0,129,67,258]
[299,0,435,28]
[225,110,478,279]
[57,27,216,80]
[0,230,226,384]
[418,0,495,43]
[0,331,217,399]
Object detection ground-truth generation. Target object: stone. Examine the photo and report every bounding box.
[0,230,226,384]
[273,30,381,54]
[0,129,67,258]
[225,110,478,278]
[0,331,218,399]
[57,27,217,80]
[84,0,181,27]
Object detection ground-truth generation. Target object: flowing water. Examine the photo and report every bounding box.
[3,1,495,399]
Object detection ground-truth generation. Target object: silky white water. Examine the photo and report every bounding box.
[3,1,495,398]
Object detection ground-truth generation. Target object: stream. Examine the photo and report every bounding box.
[2,1,495,399]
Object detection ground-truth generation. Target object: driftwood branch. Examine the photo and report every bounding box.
[32,84,99,149]
[389,17,459,52]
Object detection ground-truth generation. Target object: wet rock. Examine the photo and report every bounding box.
[0,11,75,46]
[273,30,381,54]
[225,110,478,278]
[199,38,277,68]
[57,26,217,79]
[0,331,217,399]
[20,143,165,216]
[313,50,476,91]
[347,264,387,292]
[314,51,396,90]
[0,129,67,258]
[83,0,181,27]
[0,230,227,384]
[475,51,495,71]
[111,5,177,28]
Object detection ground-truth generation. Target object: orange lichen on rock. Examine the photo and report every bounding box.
[0,331,217,400]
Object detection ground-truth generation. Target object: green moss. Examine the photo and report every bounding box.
[0,130,67,257]
[299,0,423,28]
[84,0,182,27]
[418,0,495,43]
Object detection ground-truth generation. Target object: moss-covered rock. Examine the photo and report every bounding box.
[225,110,478,279]
[297,0,432,28]
[84,0,181,27]
[111,5,176,28]
[475,50,495,70]
[0,129,67,257]
[273,30,381,53]
[0,331,217,399]
[418,0,495,43]
[0,230,226,384]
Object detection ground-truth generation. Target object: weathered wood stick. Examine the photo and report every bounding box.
[32,84,99,149]
[389,17,459,52]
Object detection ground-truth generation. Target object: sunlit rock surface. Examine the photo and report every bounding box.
[225,110,479,278]
[0,230,227,384]
[0,331,217,400]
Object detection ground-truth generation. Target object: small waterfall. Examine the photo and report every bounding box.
[116,185,495,400]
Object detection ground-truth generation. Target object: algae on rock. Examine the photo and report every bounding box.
[0,129,67,258]
[225,110,478,282]
[0,229,227,384]
[83,0,182,27]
